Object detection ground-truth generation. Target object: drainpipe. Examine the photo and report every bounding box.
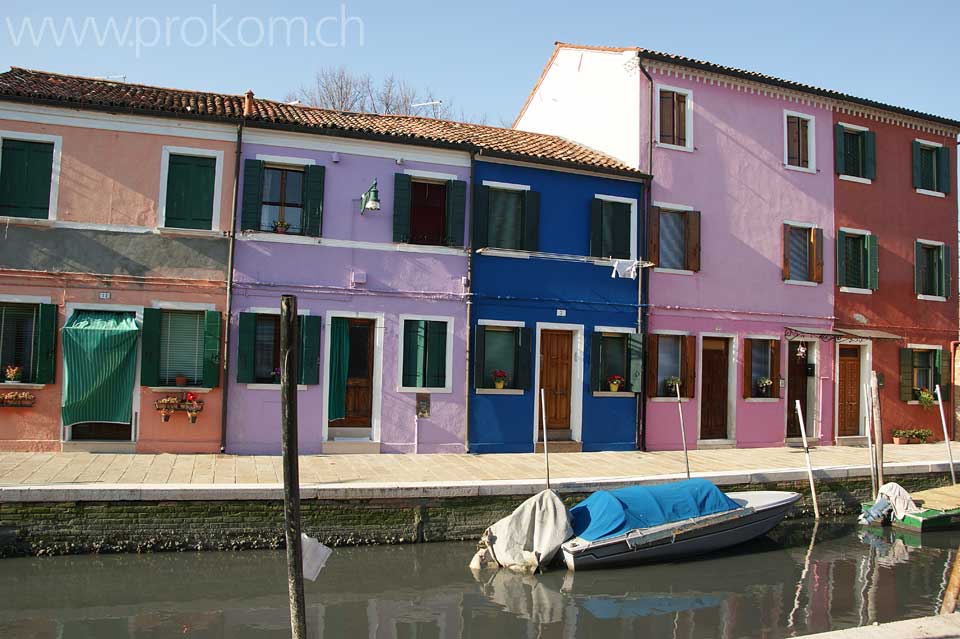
[636,53,655,451]
[464,153,475,453]
[219,110,248,453]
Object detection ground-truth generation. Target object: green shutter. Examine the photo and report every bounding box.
[402,319,424,387]
[444,179,467,247]
[473,185,490,249]
[900,348,914,401]
[915,241,924,294]
[298,315,321,385]
[836,230,848,287]
[164,154,215,230]
[393,173,412,243]
[140,308,162,387]
[0,139,54,219]
[944,244,952,299]
[241,160,264,231]
[515,327,532,390]
[473,325,486,389]
[589,333,602,392]
[628,333,643,393]
[912,141,923,189]
[34,303,58,384]
[236,313,256,383]
[934,349,944,389]
[937,147,951,195]
[589,198,603,257]
[425,321,447,388]
[202,310,222,388]
[867,234,880,290]
[522,190,540,251]
[863,131,877,180]
[834,124,845,175]
[301,165,325,237]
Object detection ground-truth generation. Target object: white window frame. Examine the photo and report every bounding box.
[481,180,530,191]
[158,145,224,231]
[148,300,217,392]
[655,84,694,152]
[916,239,947,301]
[915,139,946,198]
[0,129,63,221]
[744,335,777,403]
[838,227,873,295]
[782,110,817,174]
[241,306,310,391]
[837,122,872,184]
[255,153,316,167]
[476,319,526,395]
[650,329,687,403]
[594,194,639,261]
[906,345,941,403]
[397,313,455,394]
[0,297,48,389]
[783,221,819,286]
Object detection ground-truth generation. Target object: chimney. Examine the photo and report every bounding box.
[243,90,255,117]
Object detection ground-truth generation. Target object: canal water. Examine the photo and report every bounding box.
[0,520,957,638]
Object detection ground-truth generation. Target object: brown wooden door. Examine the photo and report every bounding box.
[343,319,374,427]
[786,342,809,438]
[837,346,860,437]
[700,338,728,440]
[540,330,572,429]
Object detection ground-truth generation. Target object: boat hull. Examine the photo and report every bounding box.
[861,501,960,532]
[562,491,800,571]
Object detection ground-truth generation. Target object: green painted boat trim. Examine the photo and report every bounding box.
[861,500,960,532]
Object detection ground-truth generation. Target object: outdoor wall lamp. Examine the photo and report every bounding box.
[361,180,380,214]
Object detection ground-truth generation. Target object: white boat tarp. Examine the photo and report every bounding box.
[470,489,572,573]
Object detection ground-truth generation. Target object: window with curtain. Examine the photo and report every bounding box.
[481,326,517,388]
[254,314,281,383]
[656,335,681,396]
[158,310,204,385]
[659,210,686,270]
[408,181,447,246]
[912,349,934,390]
[0,303,39,382]
[487,188,524,250]
[401,318,448,389]
[260,166,304,234]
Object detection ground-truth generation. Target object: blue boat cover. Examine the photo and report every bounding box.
[570,479,740,542]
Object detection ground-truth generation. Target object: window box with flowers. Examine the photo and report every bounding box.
[155,392,204,423]
[0,390,35,407]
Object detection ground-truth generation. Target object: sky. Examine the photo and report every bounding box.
[1,0,958,128]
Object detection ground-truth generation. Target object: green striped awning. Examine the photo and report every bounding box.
[61,311,139,427]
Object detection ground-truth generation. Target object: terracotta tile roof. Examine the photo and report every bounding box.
[0,67,646,177]
[519,42,960,130]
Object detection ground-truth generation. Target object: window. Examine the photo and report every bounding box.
[409,181,446,245]
[783,224,823,283]
[590,199,632,259]
[833,124,876,181]
[488,189,522,249]
[0,138,54,219]
[234,312,320,385]
[913,141,950,195]
[784,111,815,172]
[900,347,945,401]
[657,87,691,149]
[0,303,39,383]
[261,166,304,234]
[240,160,324,236]
[158,310,204,385]
[163,153,217,230]
[253,315,280,383]
[590,331,642,393]
[393,173,467,248]
[837,230,878,290]
[913,349,933,390]
[657,335,681,394]
[475,324,531,390]
[915,241,951,299]
[400,317,450,390]
[645,334,695,398]
[650,207,701,272]
[743,338,780,399]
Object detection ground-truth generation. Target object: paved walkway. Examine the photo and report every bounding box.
[803,614,960,638]
[1,442,957,490]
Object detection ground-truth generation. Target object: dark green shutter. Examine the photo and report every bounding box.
[165,154,215,230]
[140,308,162,387]
[393,173,412,243]
[944,244,952,299]
[444,179,467,247]
[298,315,321,385]
[236,313,256,383]
[915,241,924,294]
[425,321,447,387]
[302,165,325,237]
[34,303,58,384]
[473,325,486,389]
[611,203,631,259]
[589,333,602,392]
[522,190,540,251]
[515,327,532,390]
[0,139,54,219]
[402,319,424,387]
[836,230,848,287]
[863,131,877,180]
[628,333,643,393]
[937,147,951,195]
[934,349,944,389]
[900,348,914,401]
[473,185,490,249]
[241,160,264,231]
[201,310,221,388]
[912,141,923,189]
[867,234,880,290]
[589,198,603,257]
[833,124,845,175]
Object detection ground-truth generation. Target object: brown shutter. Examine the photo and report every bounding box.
[782,224,792,280]
[787,116,799,166]
[799,118,809,168]
[675,94,687,147]
[646,334,660,398]
[771,339,782,399]
[659,92,674,145]
[742,338,753,399]
[681,335,696,399]
[811,227,824,283]
[685,211,701,272]
[648,206,661,266]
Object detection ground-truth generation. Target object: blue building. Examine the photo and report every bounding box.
[469,158,649,453]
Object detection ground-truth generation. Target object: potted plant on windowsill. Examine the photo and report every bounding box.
[272,220,290,234]
[755,377,774,398]
[664,376,681,396]
[913,387,935,410]
[4,364,22,383]
[492,370,508,390]
[607,374,626,392]
[271,367,282,384]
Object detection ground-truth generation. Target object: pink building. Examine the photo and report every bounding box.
[517,44,837,449]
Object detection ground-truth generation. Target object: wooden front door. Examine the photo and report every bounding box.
[700,337,728,440]
[837,346,861,437]
[343,319,374,427]
[539,330,573,429]
[786,342,809,438]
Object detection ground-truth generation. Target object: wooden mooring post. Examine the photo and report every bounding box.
[870,372,884,487]
[280,295,306,638]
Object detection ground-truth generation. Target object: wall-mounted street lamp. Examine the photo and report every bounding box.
[360,180,380,214]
